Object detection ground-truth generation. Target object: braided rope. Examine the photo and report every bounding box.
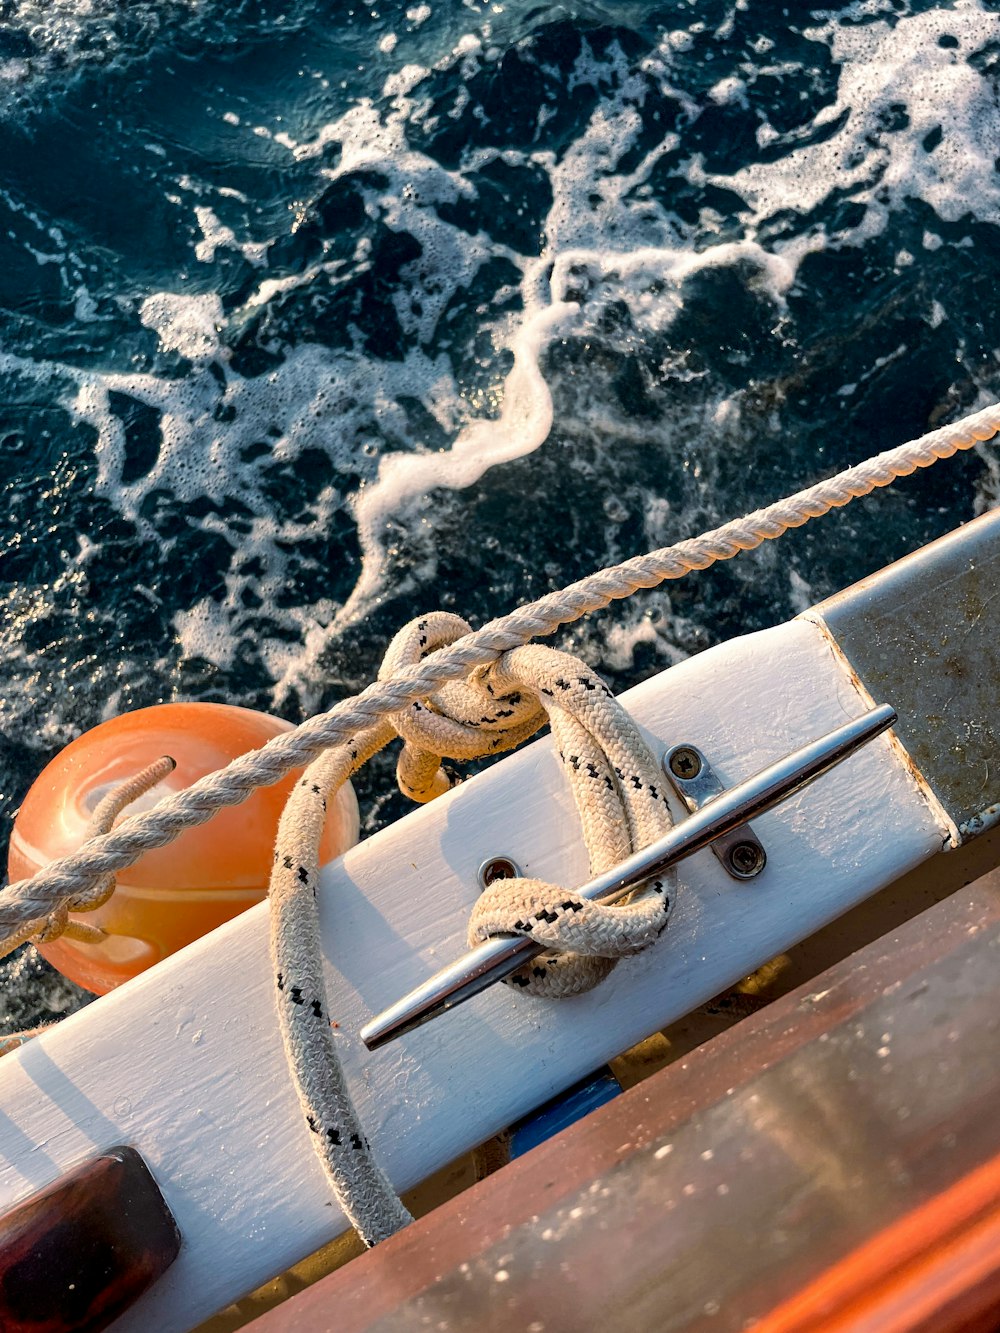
[468,643,674,996]
[2,400,999,951]
[4,756,177,956]
[269,718,410,1246]
[378,612,546,802]
[269,623,672,1243]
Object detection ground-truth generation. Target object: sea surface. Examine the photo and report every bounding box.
[2,0,1000,1024]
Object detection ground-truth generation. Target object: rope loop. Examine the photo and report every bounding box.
[467,643,675,995]
[10,755,176,953]
[377,624,677,996]
[268,620,675,1240]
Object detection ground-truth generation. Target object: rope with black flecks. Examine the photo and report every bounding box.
[2,400,999,949]
[269,612,675,1243]
[5,403,1000,1230]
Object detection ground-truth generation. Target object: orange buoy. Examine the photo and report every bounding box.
[7,703,359,995]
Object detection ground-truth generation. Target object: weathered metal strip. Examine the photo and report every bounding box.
[662,741,767,880]
[808,506,1000,839]
[245,873,1000,1333]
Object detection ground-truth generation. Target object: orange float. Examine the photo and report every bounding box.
[7,703,359,996]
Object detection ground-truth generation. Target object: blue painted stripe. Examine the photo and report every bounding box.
[510,1068,622,1158]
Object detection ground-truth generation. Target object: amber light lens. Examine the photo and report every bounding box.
[7,703,359,995]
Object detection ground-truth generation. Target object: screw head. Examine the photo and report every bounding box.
[478,856,521,890]
[668,746,703,780]
[727,841,767,879]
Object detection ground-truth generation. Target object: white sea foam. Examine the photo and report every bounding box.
[8,2,1000,712]
[0,0,312,111]
[277,5,1000,688]
[717,3,1000,239]
[0,0,165,93]
[194,206,268,268]
[341,299,579,627]
[138,293,225,363]
[60,295,467,690]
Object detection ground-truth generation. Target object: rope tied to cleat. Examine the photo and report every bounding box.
[1,399,998,952]
[2,401,1000,1242]
[270,612,674,1242]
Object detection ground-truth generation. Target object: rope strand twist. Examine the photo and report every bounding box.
[4,402,1000,1244]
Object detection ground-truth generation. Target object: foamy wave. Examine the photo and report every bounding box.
[714,3,1000,240]
[0,0,316,111]
[4,2,999,730]
[252,33,831,696]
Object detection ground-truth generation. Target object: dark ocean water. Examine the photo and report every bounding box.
[2,0,1000,1022]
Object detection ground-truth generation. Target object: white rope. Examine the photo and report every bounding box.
[2,400,999,952]
[468,642,673,996]
[378,612,546,802]
[269,617,672,1243]
[268,717,409,1246]
[5,756,176,955]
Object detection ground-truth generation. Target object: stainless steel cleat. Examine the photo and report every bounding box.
[361,703,898,1050]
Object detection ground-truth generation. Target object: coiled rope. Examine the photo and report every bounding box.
[1,400,999,953]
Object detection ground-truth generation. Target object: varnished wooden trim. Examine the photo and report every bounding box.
[0,1146,180,1333]
[755,1153,1000,1333]
[244,875,1000,1333]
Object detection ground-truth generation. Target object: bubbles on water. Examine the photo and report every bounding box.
[0,0,317,112]
[721,4,1000,242]
[139,293,224,364]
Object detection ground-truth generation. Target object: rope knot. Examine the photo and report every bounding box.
[20,756,176,951]
[461,643,676,997]
[469,873,671,998]
[378,619,676,994]
[379,612,546,802]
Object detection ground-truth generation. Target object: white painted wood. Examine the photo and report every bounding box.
[0,618,949,1332]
